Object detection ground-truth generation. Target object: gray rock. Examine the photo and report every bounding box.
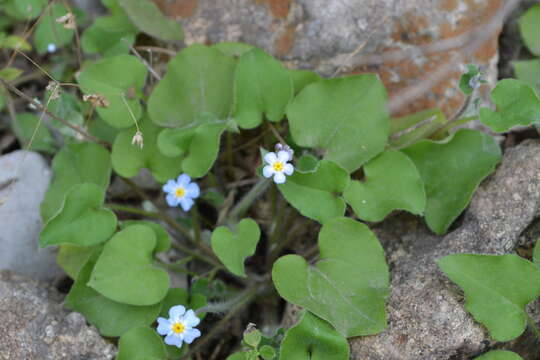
[0,270,116,360]
[0,151,62,281]
[350,139,540,359]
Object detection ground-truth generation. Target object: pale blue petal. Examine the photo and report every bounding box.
[264,152,277,165]
[169,305,186,319]
[156,318,171,335]
[273,172,286,184]
[166,193,179,207]
[183,310,200,327]
[183,328,201,344]
[185,183,200,199]
[277,150,291,162]
[163,180,177,193]
[180,197,194,211]
[283,163,294,176]
[177,174,191,187]
[164,333,184,348]
[263,165,274,178]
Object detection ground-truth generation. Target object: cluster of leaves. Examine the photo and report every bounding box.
[3,0,540,359]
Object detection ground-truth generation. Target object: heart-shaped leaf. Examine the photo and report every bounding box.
[121,220,171,254]
[33,3,74,53]
[4,0,46,20]
[233,48,293,129]
[11,112,56,154]
[343,150,426,222]
[89,225,170,306]
[148,44,236,128]
[41,142,112,222]
[272,217,389,337]
[57,244,97,279]
[519,4,540,56]
[278,160,349,224]
[402,129,501,235]
[475,351,524,360]
[40,183,117,247]
[479,79,540,132]
[65,250,162,337]
[514,59,540,95]
[287,74,389,173]
[211,218,261,277]
[116,326,167,360]
[438,254,540,341]
[290,69,321,95]
[77,54,147,128]
[81,11,137,57]
[279,311,350,360]
[111,117,183,182]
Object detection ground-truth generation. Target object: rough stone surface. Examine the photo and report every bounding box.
[155,0,503,117]
[0,151,62,281]
[0,270,116,360]
[350,139,540,359]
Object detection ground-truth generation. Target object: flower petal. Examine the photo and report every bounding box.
[177,174,191,187]
[183,328,201,344]
[180,197,194,212]
[263,165,275,178]
[162,180,177,193]
[264,152,277,165]
[185,182,200,199]
[277,150,291,162]
[156,318,172,335]
[169,305,186,320]
[283,163,294,176]
[273,172,286,184]
[164,333,184,348]
[166,193,180,207]
[183,310,200,327]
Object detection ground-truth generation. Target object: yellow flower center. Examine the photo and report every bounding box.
[273,161,284,172]
[175,187,186,198]
[172,322,185,334]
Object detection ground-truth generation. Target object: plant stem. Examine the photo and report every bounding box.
[105,203,161,218]
[228,178,271,222]
[192,204,202,244]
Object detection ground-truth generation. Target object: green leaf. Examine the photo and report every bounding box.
[459,64,485,95]
[279,311,349,360]
[402,129,501,235]
[278,160,349,224]
[0,67,23,81]
[227,353,246,360]
[294,153,319,173]
[116,326,167,360]
[438,254,540,341]
[89,116,122,144]
[243,329,262,348]
[211,218,261,277]
[474,351,524,360]
[40,183,117,247]
[77,54,147,128]
[47,92,85,138]
[514,59,540,95]
[519,4,540,56]
[287,74,389,173]
[344,150,425,222]
[213,42,254,58]
[1,35,32,51]
[11,112,56,153]
[81,13,137,57]
[290,69,321,95]
[272,217,389,337]
[233,48,293,129]
[40,142,112,222]
[148,44,236,127]
[89,225,170,306]
[534,237,540,267]
[389,108,448,148]
[117,0,183,42]
[158,287,207,318]
[111,117,183,182]
[479,79,540,132]
[66,250,162,337]
[33,3,75,54]
[4,0,46,20]
[121,220,171,253]
[57,244,96,279]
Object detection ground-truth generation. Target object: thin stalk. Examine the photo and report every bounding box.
[192,204,202,244]
[228,178,271,222]
[430,115,477,139]
[105,203,161,218]
[155,258,199,277]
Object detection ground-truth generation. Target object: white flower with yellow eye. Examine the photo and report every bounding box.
[262,149,294,184]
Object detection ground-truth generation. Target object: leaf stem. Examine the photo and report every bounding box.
[105,203,161,218]
[228,178,271,222]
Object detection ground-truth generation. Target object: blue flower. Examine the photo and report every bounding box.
[47,43,57,53]
[162,174,200,211]
[156,305,201,348]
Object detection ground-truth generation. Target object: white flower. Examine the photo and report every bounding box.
[47,43,57,53]
[162,174,200,211]
[156,305,201,348]
[131,130,144,149]
[263,149,294,184]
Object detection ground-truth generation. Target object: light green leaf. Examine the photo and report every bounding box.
[287,74,389,173]
[0,67,23,80]
[389,108,447,148]
[211,218,261,277]
[479,79,540,132]
[278,160,349,224]
[57,244,97,279]
[294,153,319,173]
[77,54,147,128]
[438,254,540,341]
[474,351,524,360]
[243,329,262,348]
[272,217,389,337]
[259,345,277,360]
[233,48,293,129]
[4,0,46,20]
[40,142,112,222]
[402,129,501,235]
[66,250,162,337]
[40,183,117,247]
[1,35,32,51]
[279,311,349,360]
[81,13,137,57]
[513,59,540,95]
[11,112,56,153]
[148,44,236,128]
[89,225,170,306]
[111,117,183,182]
[226,353,246,360]
[33,3,74,53]
[121,220,171,254]
[118,0,183,42]
[290,69,321,95]
[47,92,85,138]
[344,150,425,222]
[519,4,540,56]
[116,326,167,360]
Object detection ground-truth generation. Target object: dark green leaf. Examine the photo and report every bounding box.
[81,13,137,57]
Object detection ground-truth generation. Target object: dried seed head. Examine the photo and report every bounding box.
[131,130,144,149]
[83,93,110,108]
[274,143,294,158]
[56,12,76,30]
[46,81,61,100]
